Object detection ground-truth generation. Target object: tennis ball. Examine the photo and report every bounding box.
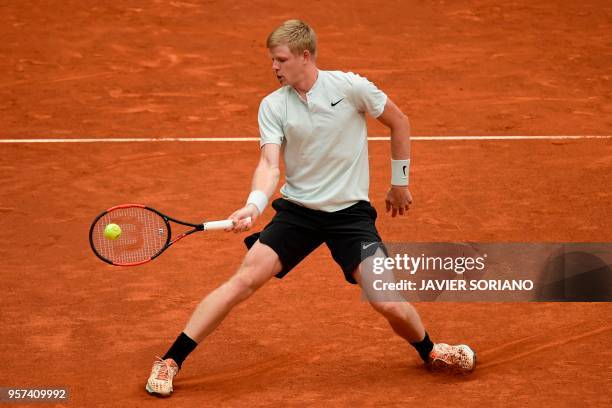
[104,223,122,240]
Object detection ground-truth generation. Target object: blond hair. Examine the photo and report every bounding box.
[266,19,317,57]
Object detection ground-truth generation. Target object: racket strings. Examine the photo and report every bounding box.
[91,207,169,264]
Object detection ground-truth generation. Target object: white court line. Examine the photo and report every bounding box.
[0,135,611,143]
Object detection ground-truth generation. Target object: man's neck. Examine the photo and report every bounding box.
[293,66,319,99]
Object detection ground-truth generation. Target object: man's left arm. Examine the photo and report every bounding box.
[376,98,413,217]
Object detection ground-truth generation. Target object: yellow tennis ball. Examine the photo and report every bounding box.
[104,223,122,240]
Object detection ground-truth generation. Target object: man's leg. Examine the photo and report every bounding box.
[146,241,282,396]
[352,251,432,363]
[184,241,282,342]
[353,249,476,373]
[353,266,426,342]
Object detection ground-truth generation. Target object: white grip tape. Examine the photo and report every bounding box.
[391,159,410,186]
[203,217,252,231]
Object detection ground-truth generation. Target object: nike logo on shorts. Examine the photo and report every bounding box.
[362,242,378,250]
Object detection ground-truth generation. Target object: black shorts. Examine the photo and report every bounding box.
[244,198,386,284]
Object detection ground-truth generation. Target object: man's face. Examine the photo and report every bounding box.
[269,44,309,86]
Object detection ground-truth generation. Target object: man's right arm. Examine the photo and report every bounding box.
[251,143,281,199]
[228,143,281,232]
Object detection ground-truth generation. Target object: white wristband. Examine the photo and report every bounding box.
[247,190,268,214]
[391,159,410,186]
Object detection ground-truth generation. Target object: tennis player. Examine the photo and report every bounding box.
[146,19,476,397]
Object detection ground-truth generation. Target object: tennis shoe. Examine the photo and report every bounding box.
[145,357,179,397]
[428,343,476,374]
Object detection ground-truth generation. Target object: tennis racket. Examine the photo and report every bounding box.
[89,204,250,266]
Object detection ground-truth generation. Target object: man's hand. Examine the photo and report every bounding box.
[385,186,413,217]
[227,204,260,233]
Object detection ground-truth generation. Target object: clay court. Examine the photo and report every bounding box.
[1,0,611,406]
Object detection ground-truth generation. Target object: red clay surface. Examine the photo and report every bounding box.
[1,1,611,407]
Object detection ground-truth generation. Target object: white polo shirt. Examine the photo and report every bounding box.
[258,69,387,212]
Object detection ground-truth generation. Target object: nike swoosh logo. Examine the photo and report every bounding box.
[362,242,378,250]
[331,98,344,107]
[402,165,407,177]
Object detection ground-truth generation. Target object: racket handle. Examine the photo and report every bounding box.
[203,217,252,231]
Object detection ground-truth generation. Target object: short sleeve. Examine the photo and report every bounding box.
[348,72,388,118]
[258,98,284,147]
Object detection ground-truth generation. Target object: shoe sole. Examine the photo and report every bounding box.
[145,383,172,398]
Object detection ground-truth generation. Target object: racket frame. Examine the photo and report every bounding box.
[89,204,208,266]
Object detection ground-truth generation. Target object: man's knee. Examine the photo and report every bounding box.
[225,272,257,303]
[223,241,281,303]
[369,301,405,321]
